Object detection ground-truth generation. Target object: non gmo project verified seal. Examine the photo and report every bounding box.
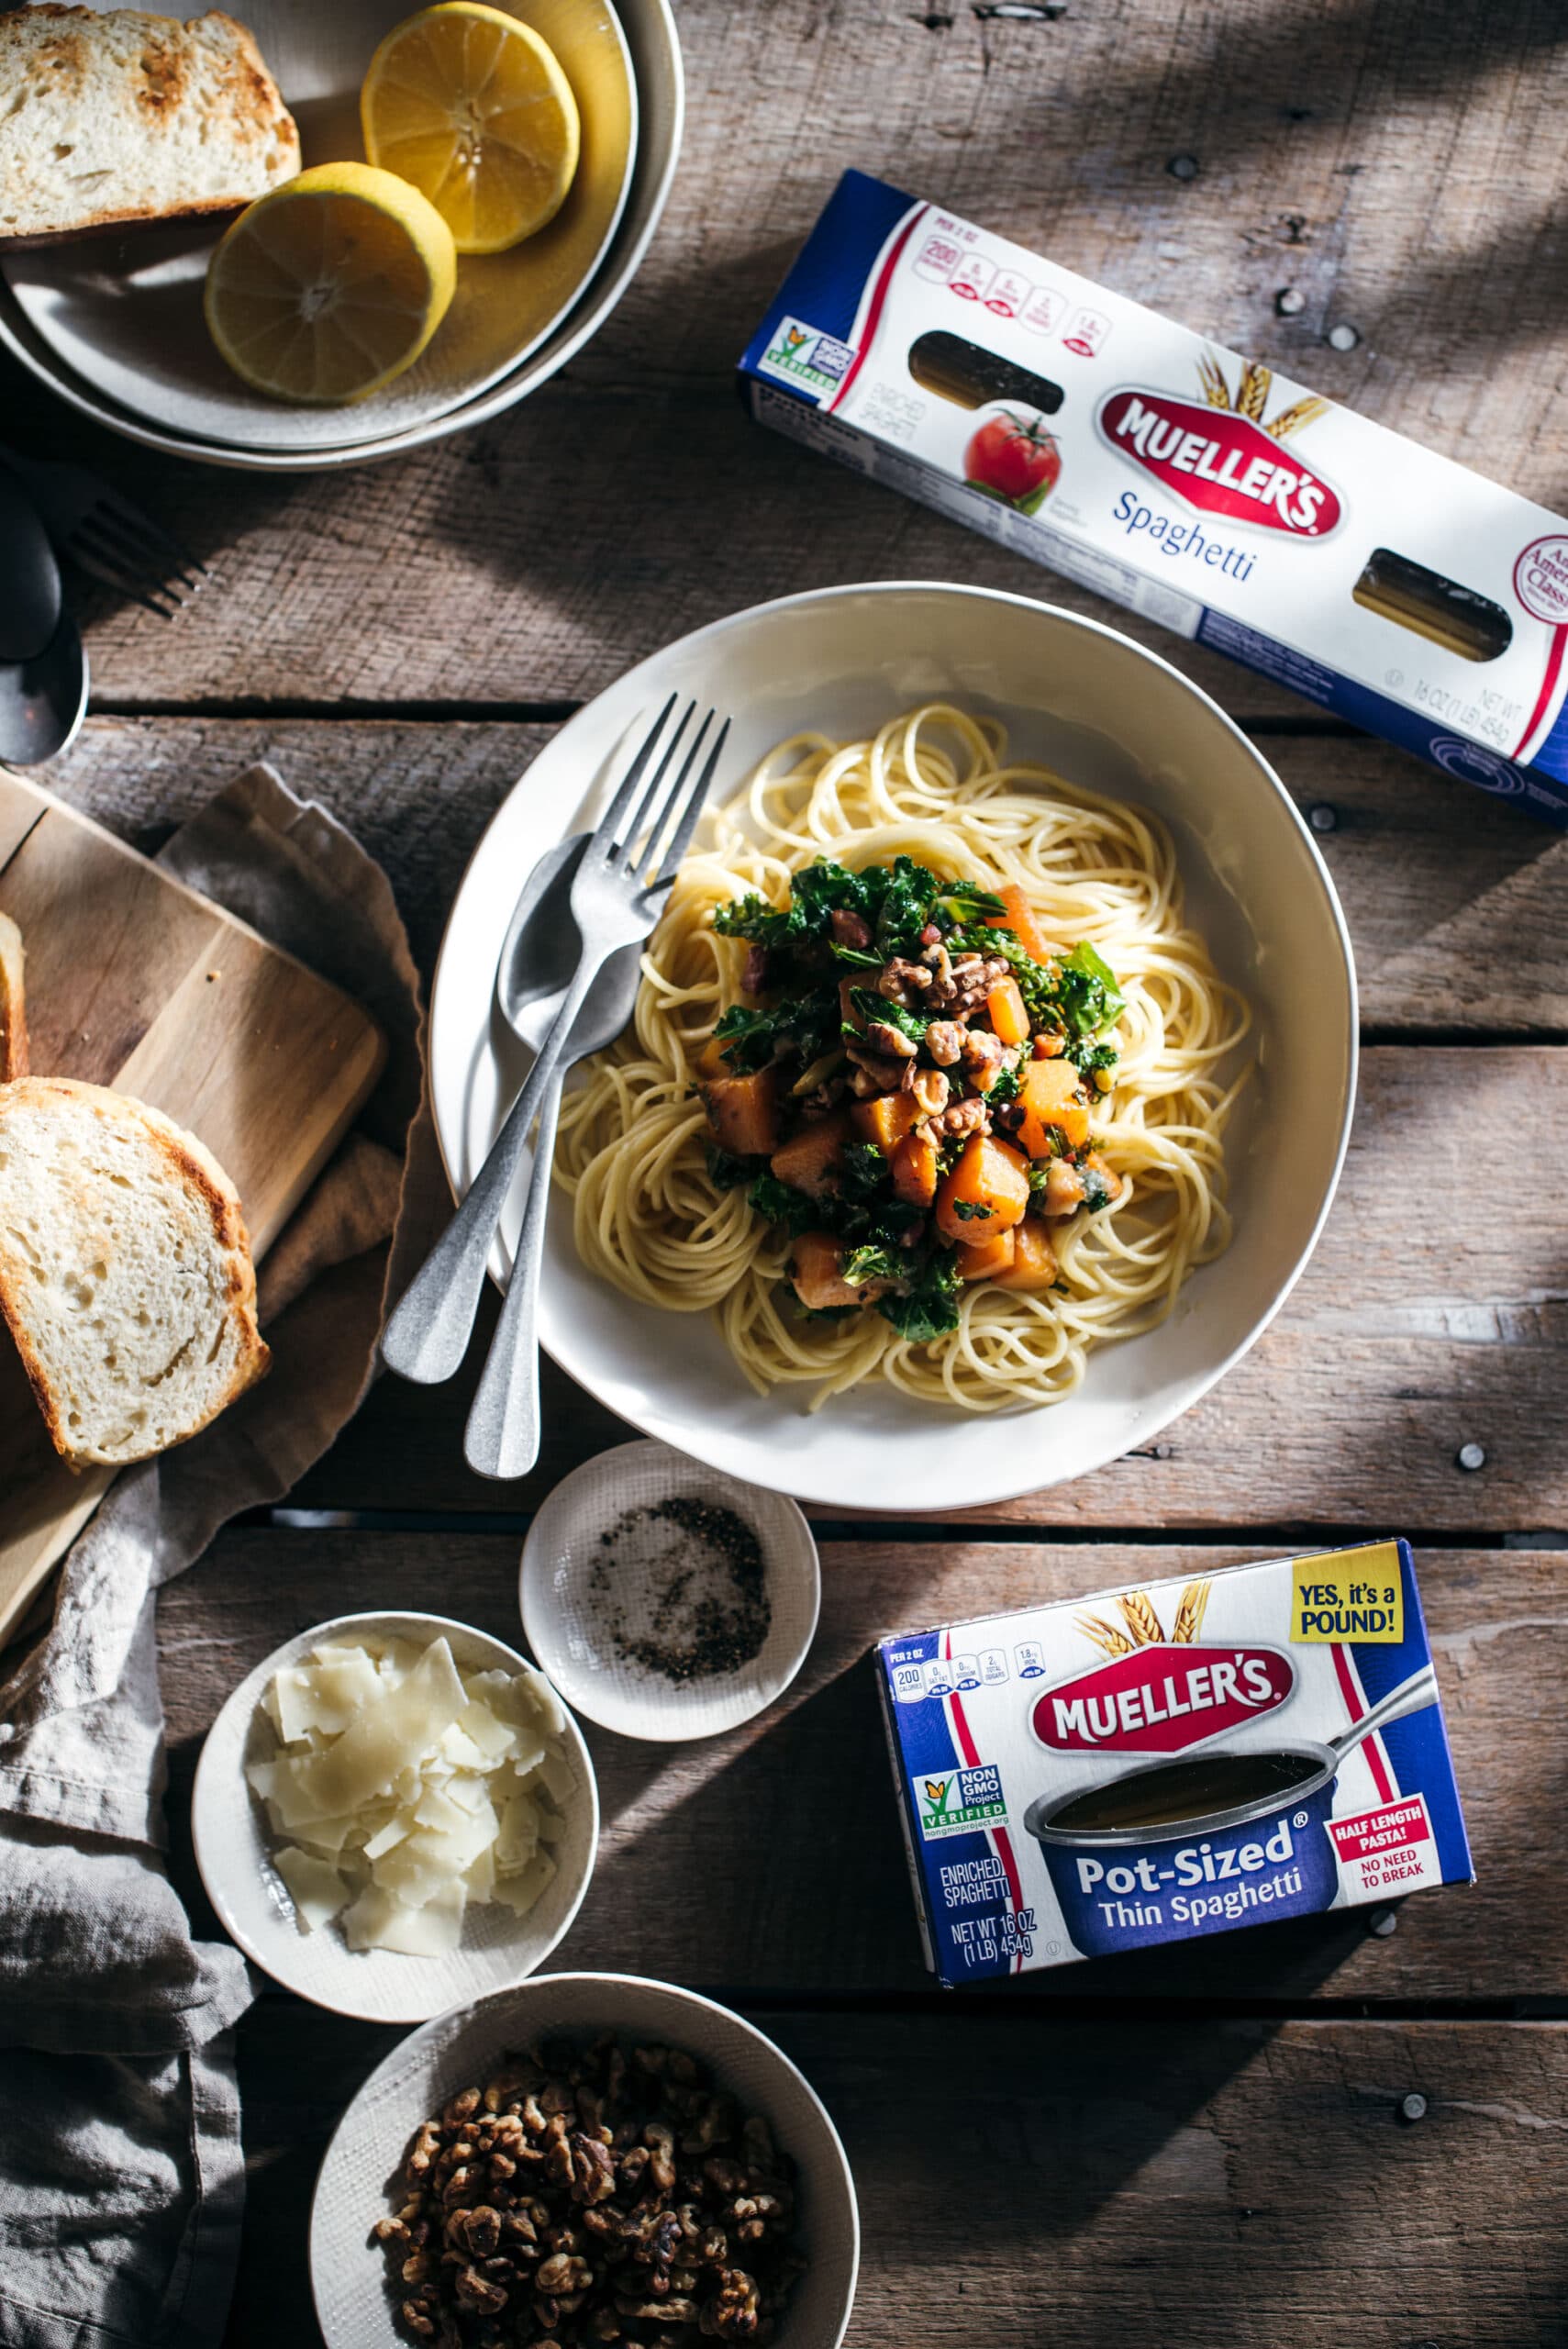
[916,1763,1006,1841]
[758,317,857,395]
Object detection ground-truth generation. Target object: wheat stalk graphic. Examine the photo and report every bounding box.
[1193,350,1326,440]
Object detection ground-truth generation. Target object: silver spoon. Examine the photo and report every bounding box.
[0,609,88,766]
[0,466,61,664]
[383,836,589,1387]
[463,938,643,1481]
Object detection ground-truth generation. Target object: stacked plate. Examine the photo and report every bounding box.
[0,0,682,471]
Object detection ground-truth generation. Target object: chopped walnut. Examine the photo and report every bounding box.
[876,955,932,1002]
[381,2038,806,2348]
[939,1096,990,1140]
[862,1019,917,1061]
[911,1068,950,1119]
[924,1019,964,1066]
[960,1029,1006,1081]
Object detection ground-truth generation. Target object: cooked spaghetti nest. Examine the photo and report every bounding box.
[554,704,1251,1412]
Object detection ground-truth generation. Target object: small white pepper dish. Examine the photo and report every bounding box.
[192,1610,598,2025]
[519,1440,820,1742]
[310,1970,860,2349]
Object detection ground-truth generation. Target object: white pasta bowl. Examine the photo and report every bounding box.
[192,1610,598,2024]
[428,582,1357,1510]
[310,1971,860,2349]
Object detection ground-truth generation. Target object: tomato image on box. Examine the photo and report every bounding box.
[875,1541,1473,1983]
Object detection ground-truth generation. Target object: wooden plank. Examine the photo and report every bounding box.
[7,0,1564,709]
[39,717,1568,1032]
[219,2006,1568,2348]
[285,1046,1568,1529]
[159,1534,1559,2003]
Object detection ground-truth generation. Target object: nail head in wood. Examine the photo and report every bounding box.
[1368,1906,1399,1937]
[1166,153,1199,182]
[1457,1442,1486,1472]
[1275,287,1307,317]
[1329,322,1361,351]
[1308,802,1338,832]
[1399,2092,1428,2124]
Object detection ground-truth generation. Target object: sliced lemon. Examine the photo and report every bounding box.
[205,161,457,406]
[361,3,581,255]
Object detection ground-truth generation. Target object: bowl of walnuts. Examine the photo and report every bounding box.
[309,1970,860,2347]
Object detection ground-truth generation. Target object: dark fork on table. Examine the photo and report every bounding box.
[0,448,210,620]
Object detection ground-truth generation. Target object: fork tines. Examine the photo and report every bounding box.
[599,697,729,889]
[69,497,211,621]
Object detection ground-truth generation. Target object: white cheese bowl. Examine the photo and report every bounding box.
[192,1610,599,2024]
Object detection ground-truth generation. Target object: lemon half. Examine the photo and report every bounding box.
[205,161,457,405]
[361,3,581,255]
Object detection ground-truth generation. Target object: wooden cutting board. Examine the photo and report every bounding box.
[0,773,386,1642]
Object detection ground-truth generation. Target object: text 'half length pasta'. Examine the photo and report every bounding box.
[555,706,1251,1412]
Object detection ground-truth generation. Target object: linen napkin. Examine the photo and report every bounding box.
[0,764,434,2349]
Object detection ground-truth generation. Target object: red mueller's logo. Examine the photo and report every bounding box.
[1097,389,1342,539]
[1031,1644,1296,1755]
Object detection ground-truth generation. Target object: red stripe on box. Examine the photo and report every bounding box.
[1513,621,1568,761]
[1330,1642,1396,1804]
[828,204,928,414]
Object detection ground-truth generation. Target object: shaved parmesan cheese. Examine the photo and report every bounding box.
[274,1845,350,1933]
[303,1638,466,1817]
[533,1749,577,1808]
[344,1879,467,1956]
[249,1637,573,1958]
[438,1721,489,1772]
[520,1674,567,1739]
[361,1814,412,1862]
[457,1699,517,1762]
[494,1849,555,1918]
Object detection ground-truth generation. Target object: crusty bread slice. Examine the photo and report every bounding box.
[0,915,27,1082]
[0,1076,269,1466]
[0,6,299,245]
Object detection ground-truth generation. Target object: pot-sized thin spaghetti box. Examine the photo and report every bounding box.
[875,1542,1472,1982]
[739,168,1568,824]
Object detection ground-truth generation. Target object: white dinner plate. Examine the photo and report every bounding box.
[428,582,1358,1513]
[310,1971,860,2349]
[2,0,636,453]
[192,1610,599,2024]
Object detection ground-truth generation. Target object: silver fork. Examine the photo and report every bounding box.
[0,448,210,619]
[382,694,730,1392]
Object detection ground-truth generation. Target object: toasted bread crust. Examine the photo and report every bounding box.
[0,1076,270,1467]
[0,6,300,247]
[0,915,27,1083]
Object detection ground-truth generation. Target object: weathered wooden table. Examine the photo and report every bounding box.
[7,2,1568,2339]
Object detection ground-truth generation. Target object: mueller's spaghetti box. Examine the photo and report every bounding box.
[875,1542,1472,1983]
[740,169,1568,824]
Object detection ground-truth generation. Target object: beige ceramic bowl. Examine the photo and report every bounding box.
[192,1609,599,2024]
[0,0,683,468]
[429,582,1358,1512]
[310,1971,860,2349]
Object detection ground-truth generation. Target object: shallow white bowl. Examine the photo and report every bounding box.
[519,1439,821,1742]
[192,1610,598,2024]
[310,1971,860,2349]
[428,582,1358,1512]
[0,0,682,470]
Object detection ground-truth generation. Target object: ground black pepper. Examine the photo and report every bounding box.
[590,1497,772,1682]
